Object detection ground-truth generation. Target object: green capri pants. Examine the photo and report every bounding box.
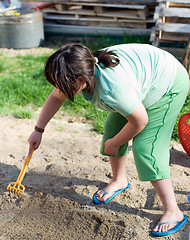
[100,62,190,181]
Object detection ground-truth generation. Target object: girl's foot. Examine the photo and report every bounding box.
[152,209,184,233]
[96,179,128,202]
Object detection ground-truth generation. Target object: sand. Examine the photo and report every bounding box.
[0,114,189,240]
[0,47,189,240]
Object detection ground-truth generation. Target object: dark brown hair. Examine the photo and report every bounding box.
[44,43,119,101]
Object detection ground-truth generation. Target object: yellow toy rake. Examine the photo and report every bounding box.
[7,148,34,196]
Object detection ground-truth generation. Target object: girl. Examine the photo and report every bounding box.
[28,43,189,237]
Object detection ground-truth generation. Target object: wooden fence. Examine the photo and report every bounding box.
[20,0,158,36]
[150,0,190,74]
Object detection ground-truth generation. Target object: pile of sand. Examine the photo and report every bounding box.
[0,115,189,240]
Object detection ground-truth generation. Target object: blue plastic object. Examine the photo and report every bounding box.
[93,183,130,204]
[152,215,188,237]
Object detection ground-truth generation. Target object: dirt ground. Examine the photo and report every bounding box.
[0,47,189,240]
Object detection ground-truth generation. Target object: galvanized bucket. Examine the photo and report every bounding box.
[0,9,44,49]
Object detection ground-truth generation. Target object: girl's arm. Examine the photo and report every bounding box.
[104,102,148,156]
[36,88,67,129]
[28,88,67,154]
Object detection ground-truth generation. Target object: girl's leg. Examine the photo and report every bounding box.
[133,63,189,233]
[97,112,129,201]
[96,155,129,202]
[151,179,183,232]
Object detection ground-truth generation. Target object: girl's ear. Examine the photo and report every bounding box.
[77,76,86,84]
[76,76,87,92]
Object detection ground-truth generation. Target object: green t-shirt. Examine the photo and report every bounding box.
[81,44,178,116]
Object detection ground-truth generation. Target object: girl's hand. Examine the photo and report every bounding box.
[104,138,120,156]
[28,130,42,155]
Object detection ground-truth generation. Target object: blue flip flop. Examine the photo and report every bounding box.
[152,214,188,237]
[93,183,130,204]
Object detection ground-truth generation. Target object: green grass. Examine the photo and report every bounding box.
[12,106,33,119]
[0,35,189,140]
[0,54,53,109]
[63,94,108,133]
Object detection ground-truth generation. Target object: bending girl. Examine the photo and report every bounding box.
[28,43,189,237]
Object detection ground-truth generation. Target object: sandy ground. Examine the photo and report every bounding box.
[0,114,189,240]
[0,47,189,240]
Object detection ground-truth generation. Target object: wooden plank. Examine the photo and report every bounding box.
[165,17,190,24]
[64,2,147,9]
[68,0,156,4]
[157,0,190,3]
[159,7,190,18]
[20,0,157,4]
[169,2,190,7]
[44,23,152,35]
[155,23,190,33]
[152,29,190,42]
[43,9,96,16]
[48,0,156,4]
[96,10,147,19]
[157,0,190,7]
[182,39,190,74]
[44,18,147,28]
[43,14,116,21]
[43,10,147,20]
[160,34,189,42]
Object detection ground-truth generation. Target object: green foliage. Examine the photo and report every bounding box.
[12,107,33,119]
[59,94,107,133]
[0,53,54,111]
[81,35,150,52]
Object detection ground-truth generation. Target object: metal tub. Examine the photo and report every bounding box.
[0,9,44,49]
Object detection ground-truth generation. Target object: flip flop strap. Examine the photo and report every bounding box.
[101,188,114,197]
[158,220,179,226]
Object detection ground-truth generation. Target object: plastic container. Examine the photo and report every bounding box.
[0,9,44,49]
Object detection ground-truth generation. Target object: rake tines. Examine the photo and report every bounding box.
[7,182,25,195]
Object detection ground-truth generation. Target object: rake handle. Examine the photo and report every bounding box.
[16,148,34,184]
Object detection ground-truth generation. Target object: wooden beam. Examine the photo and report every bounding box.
[182,39,190,68]
[64,2,147,9]
[157,0,190,3]
[43,9,96,16]
[44,23,151,35]
[160,34,189,42]
[159,7,190,18]
[156,23,190,33]
[20,0,157,4]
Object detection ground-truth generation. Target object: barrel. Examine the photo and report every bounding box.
[0,9,44,49]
